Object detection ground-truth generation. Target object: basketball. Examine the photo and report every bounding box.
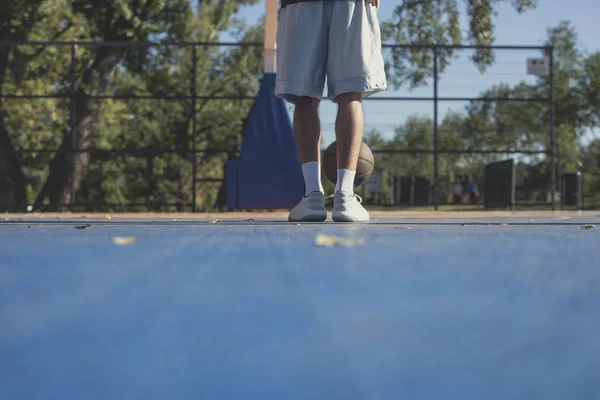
[322,141,374,186]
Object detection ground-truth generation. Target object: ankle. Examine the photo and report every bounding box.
[301,161,324,196]
[334,169,355,195]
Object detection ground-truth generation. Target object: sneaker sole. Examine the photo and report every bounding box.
[332,213,369,223]
[288,213,327,222]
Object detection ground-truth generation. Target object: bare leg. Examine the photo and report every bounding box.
[293,96,322,163]
[334,92,364,170]
[287,96,327,221]
[331,92,370,222]
[292,96,324,196]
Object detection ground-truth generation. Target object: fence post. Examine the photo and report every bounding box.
[560,161,564,211]
[549,47,556,211]
[581,169,584,210]
[191,45,198,212]
[433,47,439,210]
[69,40,77,211]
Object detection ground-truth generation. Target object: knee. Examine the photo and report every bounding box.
[335,92,363,105]
[295,96,320,111]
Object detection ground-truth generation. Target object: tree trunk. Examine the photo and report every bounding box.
[0,109,28,212]
[0,48,27,212]
[34,45,125,211]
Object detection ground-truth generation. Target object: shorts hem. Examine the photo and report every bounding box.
[275,79,324,104]
[327,75,388,101]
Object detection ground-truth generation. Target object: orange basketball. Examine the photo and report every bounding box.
[322,141,374,186]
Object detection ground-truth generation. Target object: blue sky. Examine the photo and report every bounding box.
[230,0,600,146]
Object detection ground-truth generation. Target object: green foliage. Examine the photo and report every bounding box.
[578,52,600,126]
[364,20,600,208]
[73,2,264,211]
[1,0,263,211]
[382,0,539,89]
[580,139,600,206]
[2,0,600,211]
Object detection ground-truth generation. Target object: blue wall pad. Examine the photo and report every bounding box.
[227,73,303,211]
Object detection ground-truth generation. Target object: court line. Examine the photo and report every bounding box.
[0,220,597,227]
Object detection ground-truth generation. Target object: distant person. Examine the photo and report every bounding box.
[467,181,479,204]
[275,0,386,222]
[452,181,463,204]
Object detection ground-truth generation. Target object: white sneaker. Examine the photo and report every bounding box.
[288,191,327,222]
[331,191,370,222]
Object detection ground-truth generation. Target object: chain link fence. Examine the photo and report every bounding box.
[0,41,557,212]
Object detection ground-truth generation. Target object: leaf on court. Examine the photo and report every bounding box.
[580,224,596,230]
[104,214,112,220]
[208,218,219,224]
[2,217,9,221]
[74,224,91,230]
[244,218,255,221]
[113,236,136,245]
[315,233,365,248]
[173,218,179,222]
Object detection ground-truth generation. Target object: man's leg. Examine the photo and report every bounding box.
[334,92,364,195]
[326,0,387,222]
[330,92,370,222]
[286,96,327,222]
[293,96,323,196]
[274,2,329,221]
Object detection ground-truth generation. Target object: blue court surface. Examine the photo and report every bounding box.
[1,214,599,399]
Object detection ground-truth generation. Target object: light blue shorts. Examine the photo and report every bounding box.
[275,0,387,104]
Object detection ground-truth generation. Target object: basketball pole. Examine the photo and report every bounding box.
[264,0,277,73]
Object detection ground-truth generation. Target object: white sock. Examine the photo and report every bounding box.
[335,169,355,195]
[301,161,324,196]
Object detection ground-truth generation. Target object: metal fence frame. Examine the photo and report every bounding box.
[0,40,555,211]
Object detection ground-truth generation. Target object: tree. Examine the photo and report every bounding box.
[578,51,600,128]
[1,0,262,212]
[382,0,539,88]
[0,0,70,211]
[362,114,472,204]
[580,139,600,207]
[365,19,600,207]
[5,2,600,211]
[69,0,264,211]
[450,21,597,202]
[33,0,193,211]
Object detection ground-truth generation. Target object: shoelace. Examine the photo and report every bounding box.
[325,193,363,203]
